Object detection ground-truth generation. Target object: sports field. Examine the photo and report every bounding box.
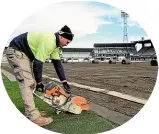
[1,61,158,132]
[43,62,158,117]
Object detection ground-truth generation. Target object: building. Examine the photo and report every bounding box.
[93,43,137,61]
[61,48,93,60]
[132,39,156,60]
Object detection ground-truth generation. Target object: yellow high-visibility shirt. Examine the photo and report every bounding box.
[27,32,60,62]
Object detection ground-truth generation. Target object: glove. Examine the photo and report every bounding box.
[36,83,45,92]
[63,82,71,94]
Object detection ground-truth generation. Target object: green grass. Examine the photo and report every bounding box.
[2,74,119,134]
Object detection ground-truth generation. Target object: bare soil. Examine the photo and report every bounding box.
[43,62,158,117]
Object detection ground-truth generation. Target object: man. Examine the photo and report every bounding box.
[5,25,74,126]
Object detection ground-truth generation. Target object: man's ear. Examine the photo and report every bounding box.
[58,35,62,40]
[60,36,63,39]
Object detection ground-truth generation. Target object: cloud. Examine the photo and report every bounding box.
[13,1,113,38]
[68,36,124,48]
[127,17,141,27]
[7,1,147,49]
[118,16,141,28]
[12,1,140,38]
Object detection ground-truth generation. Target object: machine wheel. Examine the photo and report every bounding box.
[122,60,126,64]
[151,59,158,66]
[109,60,112,64]
[109,60,116,64]
[92,60,99,64]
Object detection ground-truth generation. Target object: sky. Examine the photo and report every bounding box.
[8,1,149,50]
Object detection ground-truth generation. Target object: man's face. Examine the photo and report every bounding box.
[59,36,71,48]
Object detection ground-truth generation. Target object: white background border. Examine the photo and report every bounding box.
[0,0,159,134]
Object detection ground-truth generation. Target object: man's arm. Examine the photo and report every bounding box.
[33,58,43,84]
[52,59,66,82]
[52,59,71,94]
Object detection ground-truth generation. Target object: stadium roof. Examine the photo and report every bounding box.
[132,39,152,44]
[94,43,136,48]
[62,48,93,52]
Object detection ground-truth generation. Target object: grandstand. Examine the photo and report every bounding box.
[61,48,93,61]
[93,43,137,61]
[132,39,156,60]
[3,39,155,63]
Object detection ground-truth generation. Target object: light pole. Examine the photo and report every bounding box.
[121,10,129,43]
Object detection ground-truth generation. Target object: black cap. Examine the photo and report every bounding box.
[58,25,74,41]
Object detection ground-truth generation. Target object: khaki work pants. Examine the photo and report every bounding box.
[6,47,41,121]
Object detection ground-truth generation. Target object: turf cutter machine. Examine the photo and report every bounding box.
[33,81,90,114]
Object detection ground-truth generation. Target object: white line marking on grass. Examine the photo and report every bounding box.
[1,69,16,81]
[42,75,106,92]
[42,75,147,105]
[107,91,147,104]
[1,69,147,105]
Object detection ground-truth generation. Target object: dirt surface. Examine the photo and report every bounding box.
[43,62,158,99]
[42,62,158,117]
[43,77,143,117]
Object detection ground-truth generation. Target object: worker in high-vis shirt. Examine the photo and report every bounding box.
[5,25,74,126]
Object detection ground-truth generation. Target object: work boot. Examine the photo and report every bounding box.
[40,111,46,116]
[32,116,53,126]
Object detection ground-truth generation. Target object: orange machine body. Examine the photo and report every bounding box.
[44,82,89,114]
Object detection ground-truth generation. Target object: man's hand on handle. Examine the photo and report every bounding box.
[63,82,71,94]
[36,82,45,92]
[35,81,71,94]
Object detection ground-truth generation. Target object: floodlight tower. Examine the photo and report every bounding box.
[121,10,131,63]
[121,10,129,43]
